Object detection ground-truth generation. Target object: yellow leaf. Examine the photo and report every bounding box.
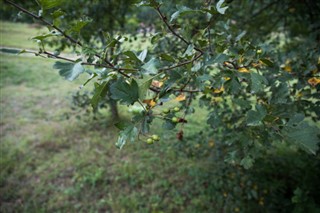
[308,77,320,87]
[213,86,224,93]
[175,94,186,101]
[151,80,163,88]
[223,61,234,68]
[252,62,262,68]
[238,55,244,64]
[208,140,215,147]
[284,65,292,73]
[224,77,231,81]
[238,67,250,73]
[143,99,157,107]
[312,68,318,74]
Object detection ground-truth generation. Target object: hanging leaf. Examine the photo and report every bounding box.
[170,6,202,23]
[308,77,320,87]
[175,94,186,101]
[183,44,194,57]
[143,99,157,107]
[136,76,153,100]
[69,18,92,34]
[250,72,268,93]
[39,0,63,10]
[216,0,229,15]
[282,122,320,155]
[142,58,158,74]
[110,79,139,105]
[116,124,138,149]
[240,156,254,169]
[53,61,85,81]
[91,82,108,111]
[138,49,148,62]
[238,67,250,73]
[246,105,267,126]
[270,83,289,104]
[260,58,274,67]
[124,51,141,63]
[160,53,176,62]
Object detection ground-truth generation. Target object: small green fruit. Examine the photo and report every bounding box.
[163,109,170,114]
[173,107,180,112]
[204,80,211,86]
[256,49,262,54]
[147,138,154,144]
[172,117,179,123]
[152,134,160,141]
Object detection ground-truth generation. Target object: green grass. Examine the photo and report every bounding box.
[0,21,47,50]
[0,20,151,53]
[0,53,213,212]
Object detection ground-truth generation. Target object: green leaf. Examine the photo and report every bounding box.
[216,0,229,15]
[123,51,141,63]
[91,82,108,111]
[270,83,289,104]
[260,58,274,67]
[207,112,222,129]
[246,105,267,126]
[53,61,85,81]
[286,113,305,127]
[250,72,268,93]
[240,156,254,169]
[115,121,131,130]
[235,31,246,41]
[136,76,153,100]
[213,53,229,63]
[51,9,65,19]
[159,53,175,62]
[162,120,176,130]
[225,78,241,94]
[138,49,148,62]
[151,33,162,44]
[17,49,27,55]
[32,31,61,41]
[110,79,139,105]
[39,0,63,10]
[69,18,92,34]
[116,124,138,149]
[183,44,194,57]
[135,0,160,8]
[283,122,320,155]
[142,58,158,75]
[170,6,201,23]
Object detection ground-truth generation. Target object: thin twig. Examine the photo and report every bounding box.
[5,0,202,95]
[4,0,114,67]
[155,6,204,54]
[159,53,203,72]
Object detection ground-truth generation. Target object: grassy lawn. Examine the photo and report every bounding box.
[0,21,47,50]
[0,21,216,212]
[0,53,219,212]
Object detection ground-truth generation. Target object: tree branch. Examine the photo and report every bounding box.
[5,0,201,95]
[155,6,204,54]
[159,53,203,72]
[4,0,114,67]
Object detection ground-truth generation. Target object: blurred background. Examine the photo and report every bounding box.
[1,0,320,212]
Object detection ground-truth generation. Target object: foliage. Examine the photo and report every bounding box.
[1,48,320,212]
[3,0,319,165]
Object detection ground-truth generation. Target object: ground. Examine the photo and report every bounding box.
[0,21,218,212]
